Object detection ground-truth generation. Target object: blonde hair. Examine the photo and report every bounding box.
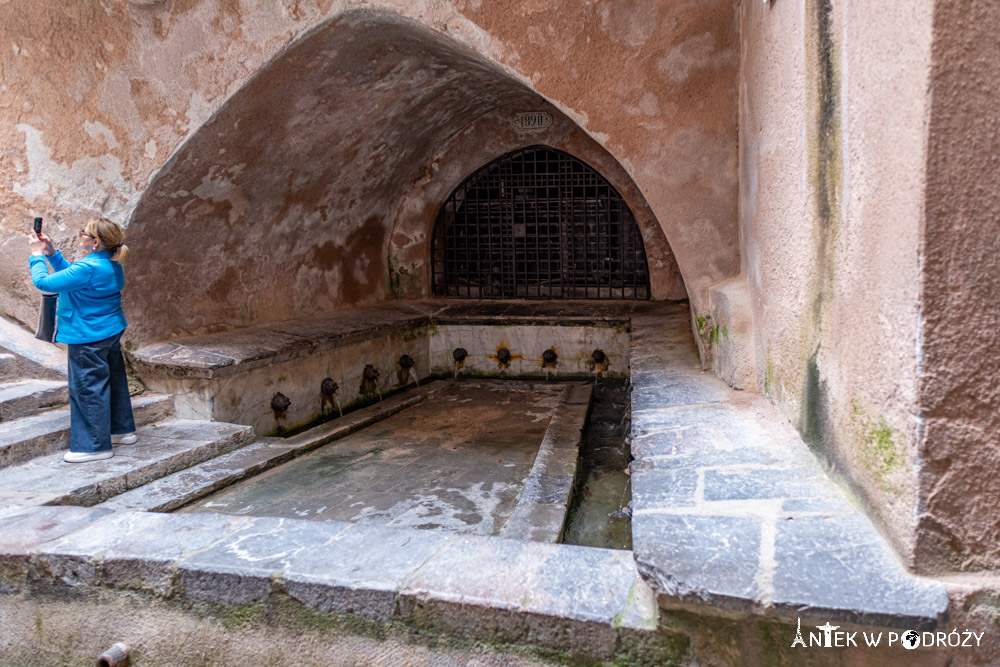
[84,218,130,264]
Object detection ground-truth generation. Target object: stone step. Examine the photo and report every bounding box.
[0,354,15,382]
[0,419,255,508]
[0,316,67,381]
[99,379,455,513]
[0,379,69,421]
[0,393,173,469]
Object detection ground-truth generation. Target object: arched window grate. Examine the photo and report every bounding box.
[431,146,650,299]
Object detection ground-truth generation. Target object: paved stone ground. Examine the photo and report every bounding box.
[628,303,949,630]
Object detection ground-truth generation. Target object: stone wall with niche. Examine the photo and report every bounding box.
[386,103,687,303]
[1,0,738,348]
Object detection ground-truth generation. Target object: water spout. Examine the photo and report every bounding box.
[496,347,512,371]
[321,378,342,418]
[361,364,381,401]
[453,348,467,379]
[541,348,558,381]
[408,367,420,387]
[271,392,291,420]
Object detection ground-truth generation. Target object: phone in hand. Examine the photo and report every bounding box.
[33,217,42,235]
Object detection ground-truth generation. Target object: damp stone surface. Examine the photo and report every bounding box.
[182,384,564,536]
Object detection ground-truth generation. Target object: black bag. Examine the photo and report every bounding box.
[35,293,57,343]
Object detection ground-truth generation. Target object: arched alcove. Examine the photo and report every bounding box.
[124,10,557,343]
[124,8,691,344]
[431,145,650,299]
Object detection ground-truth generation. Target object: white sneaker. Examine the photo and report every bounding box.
[64,450,113,463]
[112,433,137,445]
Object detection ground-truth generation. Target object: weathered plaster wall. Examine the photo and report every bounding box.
[739,0,934,563]
[0,0,737,345]
[126,11,557,341]
[442,0,741,313]
[915,0,1000,574]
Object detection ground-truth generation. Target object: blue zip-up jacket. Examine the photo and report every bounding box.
[29,250,127,344]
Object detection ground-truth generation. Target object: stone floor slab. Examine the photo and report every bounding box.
[772,514,950,629]
[284,523,450,620]
[630,469,699,509]
[632,513,761,611]
[703,468,831,502]
[630,379,731,412]
[178,516,348,605]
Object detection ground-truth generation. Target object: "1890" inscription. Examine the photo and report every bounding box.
[511,111,553,130]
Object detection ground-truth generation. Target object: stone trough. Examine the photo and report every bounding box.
[0,300,954,664]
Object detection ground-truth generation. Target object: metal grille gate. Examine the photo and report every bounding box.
[431,146,650,299]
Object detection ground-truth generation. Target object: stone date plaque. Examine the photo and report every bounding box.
[512,111,553,130]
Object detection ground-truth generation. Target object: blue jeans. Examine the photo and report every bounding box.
[67,331,136,453]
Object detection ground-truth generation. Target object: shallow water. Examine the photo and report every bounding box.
[562,379,632,550]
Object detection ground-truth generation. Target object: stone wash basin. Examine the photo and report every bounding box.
[0,300,951,664]
[181,381,592,544]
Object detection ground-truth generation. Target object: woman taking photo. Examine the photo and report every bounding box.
[28,218,136,463]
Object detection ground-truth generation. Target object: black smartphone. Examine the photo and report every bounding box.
[33,217,42,235]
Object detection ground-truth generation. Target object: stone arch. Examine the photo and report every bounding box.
[431,144,651,300]
[124,5,727,344]
[387,118,684,300]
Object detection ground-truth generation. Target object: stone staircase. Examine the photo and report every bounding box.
[0,324,257,513]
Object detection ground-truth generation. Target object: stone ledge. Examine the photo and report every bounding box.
[627,316,951,631]
[0,379,68,421]
[504,384,591,543]
[0,419,252,507]
[0,507,661,660]
[0,393,174,469]
[0,315,67,381]
[132,300,659,381]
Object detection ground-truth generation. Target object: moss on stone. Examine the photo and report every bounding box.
[708,324,728,346]
[801,353,828,454]
[387,256,417,300]
[401,327,425,342]
[219,602,266,631]
[763,358,775,396]
[852,400,903,489]
[695,314,711,343]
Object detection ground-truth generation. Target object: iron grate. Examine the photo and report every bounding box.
[431,146,650,300]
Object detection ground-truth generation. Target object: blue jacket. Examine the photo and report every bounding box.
[29,250,127,344]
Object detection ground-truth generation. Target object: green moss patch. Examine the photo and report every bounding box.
[852,401,903,489]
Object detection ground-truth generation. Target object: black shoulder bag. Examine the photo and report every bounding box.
[35,293,57,343]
